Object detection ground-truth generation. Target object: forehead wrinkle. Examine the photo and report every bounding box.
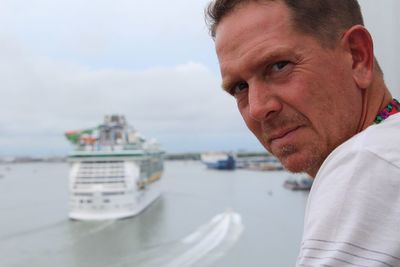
[217,20,289,59]
[215,1,300,90]
[217,24,296,82]
[215,1,292,53]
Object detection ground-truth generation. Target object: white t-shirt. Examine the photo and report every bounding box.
[296,113,400,267]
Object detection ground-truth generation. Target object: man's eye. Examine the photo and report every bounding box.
[231,81,249,96]
[271,61,289,72]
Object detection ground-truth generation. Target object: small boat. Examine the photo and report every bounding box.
[236,155,283,171]
[247,161,284,171]
[65,115,164,221]
[283,174,313,191]
[200,152,236,170]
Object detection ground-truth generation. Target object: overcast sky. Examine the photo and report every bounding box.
[0,0,399,156]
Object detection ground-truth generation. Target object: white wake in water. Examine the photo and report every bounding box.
[114,210,244,267]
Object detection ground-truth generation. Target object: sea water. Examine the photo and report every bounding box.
[0,161,307,267]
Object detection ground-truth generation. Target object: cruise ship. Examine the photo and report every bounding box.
[65,115,164,221]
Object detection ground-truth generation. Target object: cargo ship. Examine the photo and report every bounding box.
[65,115,164,220]
[200,152,236,170]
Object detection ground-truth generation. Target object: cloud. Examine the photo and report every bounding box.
[0,0,217,69]
[0,0,262,156]
[0,40,254,155]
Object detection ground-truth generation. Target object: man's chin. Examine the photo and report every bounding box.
[282,162,308,174]
[276,150,313,174]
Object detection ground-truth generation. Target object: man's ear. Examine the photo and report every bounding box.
[340,25,374,89]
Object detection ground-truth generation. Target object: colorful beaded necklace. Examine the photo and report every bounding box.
[374,98,400,124]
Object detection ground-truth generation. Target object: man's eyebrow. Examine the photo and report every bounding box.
[221,78,234,92]
[219,47,294,93]
[221,53,285,90]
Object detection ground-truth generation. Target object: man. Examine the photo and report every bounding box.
[206,0,400,266]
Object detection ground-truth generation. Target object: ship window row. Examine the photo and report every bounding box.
[78,169,124,174]
[77,171,125,176]
[74,203,133,209]
[79,167,124,170]
[79,166,124,170]
[79,166,125,171]
[81,161,124,164]
[77,175,125,179]
[77,173,125,177]
[80,164,124,168]
[77,174,125,178]
[73,185,125,190]
[78,169,124,172]
[75,180,125,184]
[79,168,124,172]
[78,169,123,173]
[78,168,124,172]
[77,199,110,204]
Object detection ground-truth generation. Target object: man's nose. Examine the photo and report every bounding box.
[248,82,281,121]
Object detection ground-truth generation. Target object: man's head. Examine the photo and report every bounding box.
[208,0,384,177]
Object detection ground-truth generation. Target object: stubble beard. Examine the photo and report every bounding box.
[261,112,325,175]
[277,143,325,176]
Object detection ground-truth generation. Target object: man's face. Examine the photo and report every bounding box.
[215,1,363,176]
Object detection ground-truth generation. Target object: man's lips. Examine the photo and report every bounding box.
[267,126,302,144]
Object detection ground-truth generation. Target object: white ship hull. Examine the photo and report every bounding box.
[69,180,161,221]
[68,156,163,221]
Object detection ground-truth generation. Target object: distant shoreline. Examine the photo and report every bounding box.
[0,151,271,164]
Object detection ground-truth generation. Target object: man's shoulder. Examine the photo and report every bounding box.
[353,113,400,151]
[321,113,400,173]
[299,115,400,267]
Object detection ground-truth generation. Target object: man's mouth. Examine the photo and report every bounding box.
[268,126,302,145]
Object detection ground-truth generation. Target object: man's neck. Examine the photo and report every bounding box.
[358,77,392,132]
